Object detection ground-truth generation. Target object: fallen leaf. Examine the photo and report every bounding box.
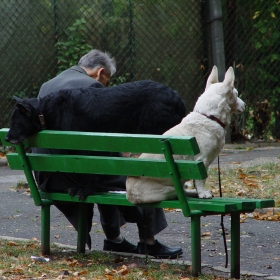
[160,263,168,270]
[253,209,280,221]
[236,189,246,196]
[7,241,20,246]
[11,267,24,275]
[244,182,260,189]
[201,231,212,239]
[238,173,248,179]
[68,259,78,267]
[105,265,129,276]
[117,265,129,275]
[31,237,39,242]
[240,214,247,223]
[73,270,88,276]
[185,265,192,273]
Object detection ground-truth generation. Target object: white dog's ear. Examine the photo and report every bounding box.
[223,67,235,88]
[205,66,219,90]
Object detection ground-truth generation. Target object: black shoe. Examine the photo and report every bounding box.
[103,238,138,253]
[137,240,183,259]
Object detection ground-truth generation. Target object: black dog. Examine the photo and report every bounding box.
[5,80,186,198]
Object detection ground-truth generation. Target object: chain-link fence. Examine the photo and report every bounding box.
[0,0,206,127]
[0,0,279,142]
[222,0,280,141]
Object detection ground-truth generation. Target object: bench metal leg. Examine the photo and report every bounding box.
[231,212,240,279]
[41,204,50,255]
[191,215,201,276]
[77,203,87,253]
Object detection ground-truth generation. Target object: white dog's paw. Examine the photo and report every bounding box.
[198,190,213,199]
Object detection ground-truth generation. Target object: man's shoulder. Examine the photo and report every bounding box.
[38,66,101,98]
[57,66,86,77]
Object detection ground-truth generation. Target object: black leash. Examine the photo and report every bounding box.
[218,156,228,268]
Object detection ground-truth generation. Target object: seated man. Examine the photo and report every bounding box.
[34,49,183,258]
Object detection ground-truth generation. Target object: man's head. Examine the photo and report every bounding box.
[78,49,116,86]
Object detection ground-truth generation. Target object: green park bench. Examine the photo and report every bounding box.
[0,128,275,279]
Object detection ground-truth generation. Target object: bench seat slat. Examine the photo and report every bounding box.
[39,191,241,213]
[188,197,256,211]
[209,197,275,209]
[38,192,273,213]
[7,153,208,180]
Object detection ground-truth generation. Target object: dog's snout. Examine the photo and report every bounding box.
[232,98,245,114]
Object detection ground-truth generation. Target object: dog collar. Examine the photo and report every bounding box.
[201,114,226,128]
[39,113,46,129]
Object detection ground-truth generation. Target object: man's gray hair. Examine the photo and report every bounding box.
[78,49,116,76]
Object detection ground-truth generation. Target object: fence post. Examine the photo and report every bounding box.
[207,0,231,143]
[207,0,225,79]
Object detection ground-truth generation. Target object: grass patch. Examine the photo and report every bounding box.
[12,180,29,190]
[0,239,227,280]
[207,161,280,206]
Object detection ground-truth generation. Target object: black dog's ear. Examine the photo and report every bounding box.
[13,95,23,104]
[13,96,32,116]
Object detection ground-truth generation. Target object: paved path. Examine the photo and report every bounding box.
[0,145,280,279]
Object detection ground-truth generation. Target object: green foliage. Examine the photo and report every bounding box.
[110,73,130,86]
[55,18,93,74]
[232,1,280,139]
[54,18,131,86]
[252,2,280,94]
[250,2,280,138]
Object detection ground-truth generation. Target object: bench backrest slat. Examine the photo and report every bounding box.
[0,129,200,156]
[6,153,207,180]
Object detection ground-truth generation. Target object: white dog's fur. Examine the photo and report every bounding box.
[126,66,245,203]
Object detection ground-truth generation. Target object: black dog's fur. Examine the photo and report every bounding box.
[6,80,186,198]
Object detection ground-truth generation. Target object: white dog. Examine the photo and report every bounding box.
[126,66,245,203]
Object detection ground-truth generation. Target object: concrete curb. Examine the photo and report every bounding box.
[224,142,280,149]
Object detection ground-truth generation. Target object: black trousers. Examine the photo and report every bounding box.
[35,170,167,247]
[98,204,167,239]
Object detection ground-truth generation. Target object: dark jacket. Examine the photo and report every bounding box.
[38,66,103,98]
